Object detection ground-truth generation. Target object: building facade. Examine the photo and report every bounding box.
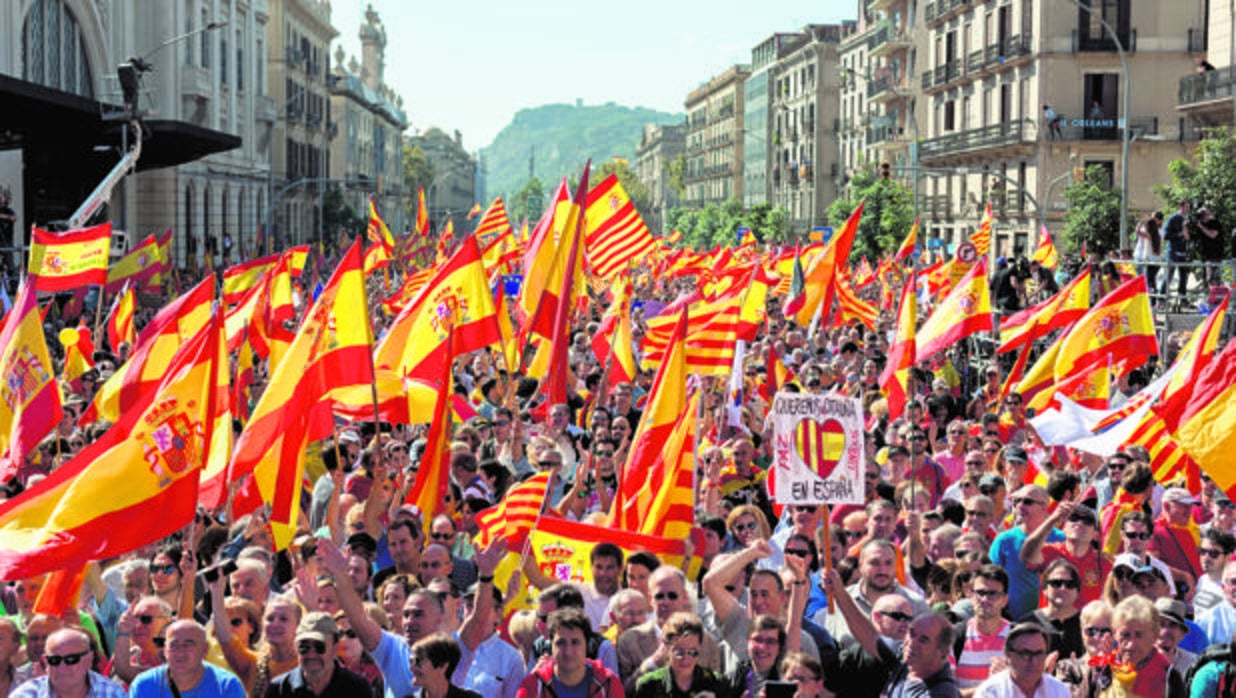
[684,64,750,208]
[405,127,476,235]
[770,24,846,233]
[744,32,806,208]
[328,6,407,235]
[634,122,685,236]
[1177,0,1234,128]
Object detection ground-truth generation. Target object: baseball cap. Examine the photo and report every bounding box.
[1003,446,1029,464]
[1112,553,1142,572]
[296,611,337,643]
[1132,565,1167,584]
[1163,487,1199,506]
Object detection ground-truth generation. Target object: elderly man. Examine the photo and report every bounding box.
[11,628,125,698]
[1198,559,1236,645]
[265,612,370,697]
[973,624,1069,698]
[822,594,917,698]
[616,565,722,694]
[129,620,245,698]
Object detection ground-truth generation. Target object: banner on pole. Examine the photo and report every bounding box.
[771,392,865,505]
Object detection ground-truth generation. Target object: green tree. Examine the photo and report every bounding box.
[402,143,435,223]
[1062,165,1132,255]
[663,199,790,248]
[594,159,653,219]
[510,176,546,224]
[667,154,686,199]
[322,186,364,239]
[827,169,914,260]
[1155,126,1236,240]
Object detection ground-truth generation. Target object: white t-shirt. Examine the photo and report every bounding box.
[973,669,1071,698]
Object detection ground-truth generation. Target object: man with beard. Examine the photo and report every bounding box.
[264,613,369,698]
[819,539,927,646]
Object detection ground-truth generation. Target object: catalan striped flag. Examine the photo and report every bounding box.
[835,273,879,331]
[416,186,430,237]
[665,230,682,245]
[0,280,62,482]
[0,307,222,579]
[970,201,993,256]
[381,267,434,316]
[230,241,375,548]
[1032,226,1059,270]
[640,292,747,375]
[475,472,553,548]
[592,282,637,386]
[611,307,697,540]
[466,203,482,220]
[473,197,514,243]
[584,174,658,281]
[28,223,111,292]
[403,327,455,527]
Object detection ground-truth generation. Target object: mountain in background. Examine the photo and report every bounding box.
[481,101,683,203]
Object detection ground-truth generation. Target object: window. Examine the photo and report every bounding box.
[21,0,94,97]
[943,100,956,131]
[1085,160,1115,188]
[201,9,211,68]
[1078,0,1130,50]
[220,37,228,85]
[256,39,265,95]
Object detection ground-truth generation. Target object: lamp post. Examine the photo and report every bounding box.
[907,165,1045,259]
[1041,153,1080,238]
[843,66,921,219]
[1063,0,1131,251]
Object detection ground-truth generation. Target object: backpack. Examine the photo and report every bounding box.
[1185,643,1236,698]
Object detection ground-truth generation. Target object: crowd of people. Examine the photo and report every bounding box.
[2,231,1233,698]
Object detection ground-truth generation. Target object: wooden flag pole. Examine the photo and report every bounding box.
[823,504,834,614]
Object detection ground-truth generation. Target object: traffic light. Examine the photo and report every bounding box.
[881,162,891,182]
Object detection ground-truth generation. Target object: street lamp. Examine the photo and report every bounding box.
[843,66,921,219]
[1063,0,1131,251]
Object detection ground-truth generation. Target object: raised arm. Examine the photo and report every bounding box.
[702,540,772,625]
[318,538,384,652]
[1021,498,1072,570]
[458,537,506,651]
[821,568,880,659]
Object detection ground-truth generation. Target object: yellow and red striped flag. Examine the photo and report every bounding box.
[466,203,482,220]
[28,223,111,292]
[592,282,637,386]
[416,186,430,237]
[665,230,682,245]
[403,328,455,528]
[473,197,514,244]
[916,259,992,361]
[475,472,552,548]
[231,241,374,549]
[1032,226,1059,270]
[0,280,63,481]
[641,292,746,376]
[105,233,163,294]
[835,273,879,331]
[0,308,223,579]
[970,201,993,256]
[791,200,863,326]
[880,270,917,419]
[584,175,657,281]
[107,283,137,352]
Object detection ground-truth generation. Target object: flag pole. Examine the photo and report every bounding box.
[91,284,106,345]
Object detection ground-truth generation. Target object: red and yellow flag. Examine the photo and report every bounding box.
[58,326,94,384]
[28,223,111,292]
[1160,336,1236,500]
[197,314,234,509]
[880,270,917,419]
[665,230,682,245]
[915,259,992,361]
[641,292,747,376]
[591,283,637,386]
[416,186,430,237]
[970,202,993,256]
[1032,226,1059,270]
[585,175,658,281]
[107,284,137,352]
[403,335,454,528]
[475,472,552,548]
[611,308,696,540]
[835,274,878,331]
[473,197,514,244]
[0,281,63,481]
[375,236,501,382]
[231,241,375,548]
[518,180,574,326]
[791,200,863,326]
[0,309,222,579]
[537,165,590,407]
[894,218,919,262]
[105,233,163,294]
[997,268,1090,354]
[1053,276,1156,383]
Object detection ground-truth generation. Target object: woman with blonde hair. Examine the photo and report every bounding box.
[725,505,771,552]
[210,572,303,698]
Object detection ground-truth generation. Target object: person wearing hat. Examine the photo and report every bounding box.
[1113,512,1177,594]
[1151,487,1203,598]
[1021,498,1110,605]
[1154,597,1198,677]
[264,611,370,698]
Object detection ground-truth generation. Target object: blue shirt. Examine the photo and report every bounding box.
[12,672,126,698]
[371,630,414,698]
[990,525,1064,619]
[127,664,246,698]
[1199,603,1236,647]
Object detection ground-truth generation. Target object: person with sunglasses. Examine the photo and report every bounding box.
[631,613,723,698]
[822,595,916,698]
[128,621,245,698]
[990,485,1063,621]
[1021,498,1109,606]
[1192,528,1236,615]
[111,597,174,684]
[971,623,1069,698]
[1020,560,1085,661]
[616,566,722,694]
[260,612,367,698]
[1150,487,1204,598]
[1053,600,1114,692]
[12,628,126,698]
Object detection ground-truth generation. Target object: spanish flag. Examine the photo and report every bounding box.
[58,325,94,384]
[1052,276,1156,383]
[894,218,919,262]
[230,241,374,549]
[0,308,222,579]
[611,308,697,540]
[403,327,455,528]
[0,280,62,482]
[28,223,111,292]
[375,236,500,382]
[665,229,682,245]
[592,282,637,386]
[1160,334,1236,501]
[534,165,589,406]
[105,233,163,294]
[416,185,430,237]
[880,270,917,419]
[223,253,279,305]
[915,259,992,362]
[1032,226,1059,270]
[997,269,1090,354]
[517,179,573,329]
[107,284,137,352]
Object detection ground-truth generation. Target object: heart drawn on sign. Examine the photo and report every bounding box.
[793,417,847,480]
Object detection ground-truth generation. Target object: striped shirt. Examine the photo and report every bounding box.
[953,619,1010,689]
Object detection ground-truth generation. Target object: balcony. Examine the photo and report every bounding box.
[870,20,913,58]
[1188,28,1206,54]
[867,125,897,144]
[922,194,952,219]
[1072,28,1137,53]
[920,121,1030,161]
[926,0,972,28]
[1180,67,1236,107]
[255,95,277,124]
[180,64,214,100]
[1053,115,1159,141]
[921,60,962,93]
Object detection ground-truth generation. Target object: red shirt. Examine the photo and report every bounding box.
[1034,541,1109,605]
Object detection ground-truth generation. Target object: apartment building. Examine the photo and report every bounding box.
[405,128,476,235]
[684,65,750,208]
[635,123,685,235]
[1177,0,1234,128]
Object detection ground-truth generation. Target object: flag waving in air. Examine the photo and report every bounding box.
[915,259,993,361]
[0,280,63,482]
[880,270,917,420]
[416,186,430,237]
[28,223,111,292]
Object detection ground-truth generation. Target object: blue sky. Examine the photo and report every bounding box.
[330,0,854,152]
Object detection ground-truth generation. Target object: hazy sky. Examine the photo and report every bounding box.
[330,0,855,152]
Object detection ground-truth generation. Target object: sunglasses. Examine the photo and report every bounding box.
[733,522,758,533]
[877,610,913,623]
[1067,514,1095,525]
[138,614,165,625]
[972,589,1004,599]
[430,532,454,541]
[671,648,701,659]
[965,461,985,467]
[1201,548,1227,559]
[297,640,328,655]
[1007,648,1045,660]
[1084,626,1113,637]
[1123,531,1151,540]
[1012,498,1045,508]
[594,450,614,458]
[844,531,864,540]
[784,548,811,558]
[150,564,177,576]
[45,650,90,667]
[342,629,358,639]
[1046,578,1080,590]
[653,591,680,602]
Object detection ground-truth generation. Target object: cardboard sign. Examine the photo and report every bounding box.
[771,392,865,504]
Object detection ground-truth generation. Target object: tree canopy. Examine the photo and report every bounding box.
[827,169,914,260]
[1155,126,1236,241]
[1062,164,1130,255]
[664,200,790,248]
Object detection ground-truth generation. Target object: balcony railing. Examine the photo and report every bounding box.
[920,121,1029,159]
[922,194,952,218]
[986,35,1032,67]
[922,60,961,91]
[1072,28,1137,53]
[1180,67,1236,106]
[1050,116,1159,141]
